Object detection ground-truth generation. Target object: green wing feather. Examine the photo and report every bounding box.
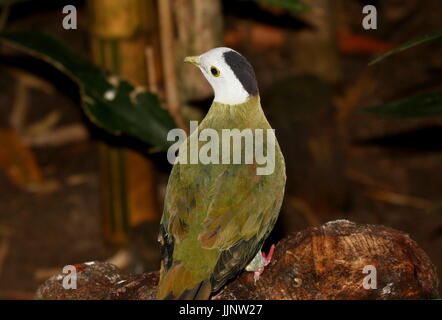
[157,97,286,299]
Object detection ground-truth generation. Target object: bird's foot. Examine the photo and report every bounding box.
[253,267,265,283]
[262,244,275,266]
[245,245,275,283]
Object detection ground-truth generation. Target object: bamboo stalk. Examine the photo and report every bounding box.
[145,46,159,95]
[158,0,187,131]
[89,0,161,247]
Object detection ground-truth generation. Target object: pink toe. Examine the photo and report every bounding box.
[264,244,276,264]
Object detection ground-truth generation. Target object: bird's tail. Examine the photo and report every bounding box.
[156,264,212,300]
[175,279,212,300]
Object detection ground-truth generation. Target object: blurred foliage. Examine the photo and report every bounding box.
[364,30,442,208]
[370,30,442,65]
[361,92,442,118]
[245,0,310,14]
[364,30,442,119]
[0,32,176,150]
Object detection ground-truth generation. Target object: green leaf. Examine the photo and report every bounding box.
[369,30,442,65]
[360,92,442,119]
[247,0,310,14]
[0,32,176,150]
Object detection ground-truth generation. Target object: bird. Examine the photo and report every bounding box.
[157,47,286,299]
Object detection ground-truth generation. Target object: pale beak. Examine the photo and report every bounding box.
[184,56,201,67]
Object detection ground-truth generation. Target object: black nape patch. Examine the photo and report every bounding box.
[223,50,259,96]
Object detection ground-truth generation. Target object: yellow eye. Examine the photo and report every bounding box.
[210,66,221,77]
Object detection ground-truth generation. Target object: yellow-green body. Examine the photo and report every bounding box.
[157,96,286,299]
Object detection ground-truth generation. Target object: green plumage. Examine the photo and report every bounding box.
[157,96,286,299]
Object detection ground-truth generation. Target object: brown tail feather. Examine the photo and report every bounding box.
[159,279,212,300]
[157,264,212,300]
[176,280,212,300]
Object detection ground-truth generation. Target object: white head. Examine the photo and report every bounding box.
[184,47,259,105]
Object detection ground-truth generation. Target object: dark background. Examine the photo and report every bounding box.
[0,0,441,298]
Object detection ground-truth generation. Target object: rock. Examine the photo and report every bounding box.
[35,220,439,300]
[214,220,439,299]
[35,262,124,300]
